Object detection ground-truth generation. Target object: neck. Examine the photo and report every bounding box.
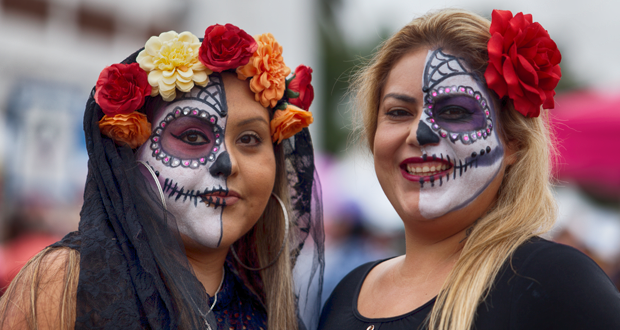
[184,244,229,296]
[398,216,473,280]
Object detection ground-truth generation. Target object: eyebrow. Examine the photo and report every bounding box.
[236,116,269,127]
[382,93,418,104]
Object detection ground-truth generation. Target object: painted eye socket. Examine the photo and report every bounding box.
[436,106,473,122]
[161,116,217,159]
[171,130,211,146]
[432,95,486,133]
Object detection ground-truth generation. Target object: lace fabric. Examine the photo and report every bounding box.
[51,48,324,329]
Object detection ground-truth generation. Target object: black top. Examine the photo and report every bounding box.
[318,238,620,330]
[210,262,267,329]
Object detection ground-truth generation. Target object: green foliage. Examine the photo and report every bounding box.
[318,0,384,154]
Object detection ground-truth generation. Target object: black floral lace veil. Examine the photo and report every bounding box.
[51,49,325,329]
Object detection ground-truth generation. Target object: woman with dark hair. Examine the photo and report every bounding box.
[319,8,620,330]
[1,25,324,330]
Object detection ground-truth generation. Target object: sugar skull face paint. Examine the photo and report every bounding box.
[374,48,507,222]
[136,73,230,248]
[415,49,504,218]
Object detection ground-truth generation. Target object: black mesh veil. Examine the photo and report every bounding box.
[51,49,325,329]
[283,128,325,330]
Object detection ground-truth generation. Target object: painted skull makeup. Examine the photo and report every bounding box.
[416,49,504,219]
[136,73,230,248]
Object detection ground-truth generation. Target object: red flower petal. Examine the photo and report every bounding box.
[484,65,507,98]
[515,54,538,86]
[490,10,513,35]
[502,57,523,97]
[486,10,561,117]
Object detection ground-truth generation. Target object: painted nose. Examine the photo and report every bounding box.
[209,151,232,177]
[416,120,440,146]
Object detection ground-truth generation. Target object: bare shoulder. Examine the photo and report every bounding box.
[0,247,79,330]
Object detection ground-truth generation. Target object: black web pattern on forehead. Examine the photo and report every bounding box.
[423,49,470,93]
[171,72,228,117]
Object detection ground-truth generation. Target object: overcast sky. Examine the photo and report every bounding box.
[338,0,620,90]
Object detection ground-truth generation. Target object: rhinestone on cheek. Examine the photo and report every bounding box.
[432,92,438,97]
[213,147,218,152]
[210,117,215,123]
[463,135,469,141]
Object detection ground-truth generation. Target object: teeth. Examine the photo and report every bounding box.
[406,163,451,175]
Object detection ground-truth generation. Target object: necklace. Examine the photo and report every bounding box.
[204,266,225,330]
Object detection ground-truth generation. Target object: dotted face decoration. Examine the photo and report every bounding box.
[149,106,224,169]
[414,48,506,219]
[424,85,494,145]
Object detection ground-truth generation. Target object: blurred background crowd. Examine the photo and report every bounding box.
[1,0,619,301]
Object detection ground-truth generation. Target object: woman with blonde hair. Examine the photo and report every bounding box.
[1,24,324,330]
[319,8,620,330]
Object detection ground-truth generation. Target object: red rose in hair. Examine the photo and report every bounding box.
[288,65,315,110]
[199,24,258,72]
[484,9,562,117]
[95,63,152,116]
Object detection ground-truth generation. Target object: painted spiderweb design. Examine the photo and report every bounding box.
[174,73,227,117]
[423,49,469,92]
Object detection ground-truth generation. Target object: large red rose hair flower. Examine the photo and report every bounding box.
[199,24,258,72]
[287,65,315,111]
[484,9,562,117]
[95,63,152,116]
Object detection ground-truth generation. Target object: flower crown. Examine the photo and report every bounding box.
[96,24,314,148]
[484,9,562,118]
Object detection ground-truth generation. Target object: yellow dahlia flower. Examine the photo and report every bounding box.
[137,31,212,101]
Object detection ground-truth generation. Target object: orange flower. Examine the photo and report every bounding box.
[270,104,313,144]
[99,112,151,149]
[237,33,291,108]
